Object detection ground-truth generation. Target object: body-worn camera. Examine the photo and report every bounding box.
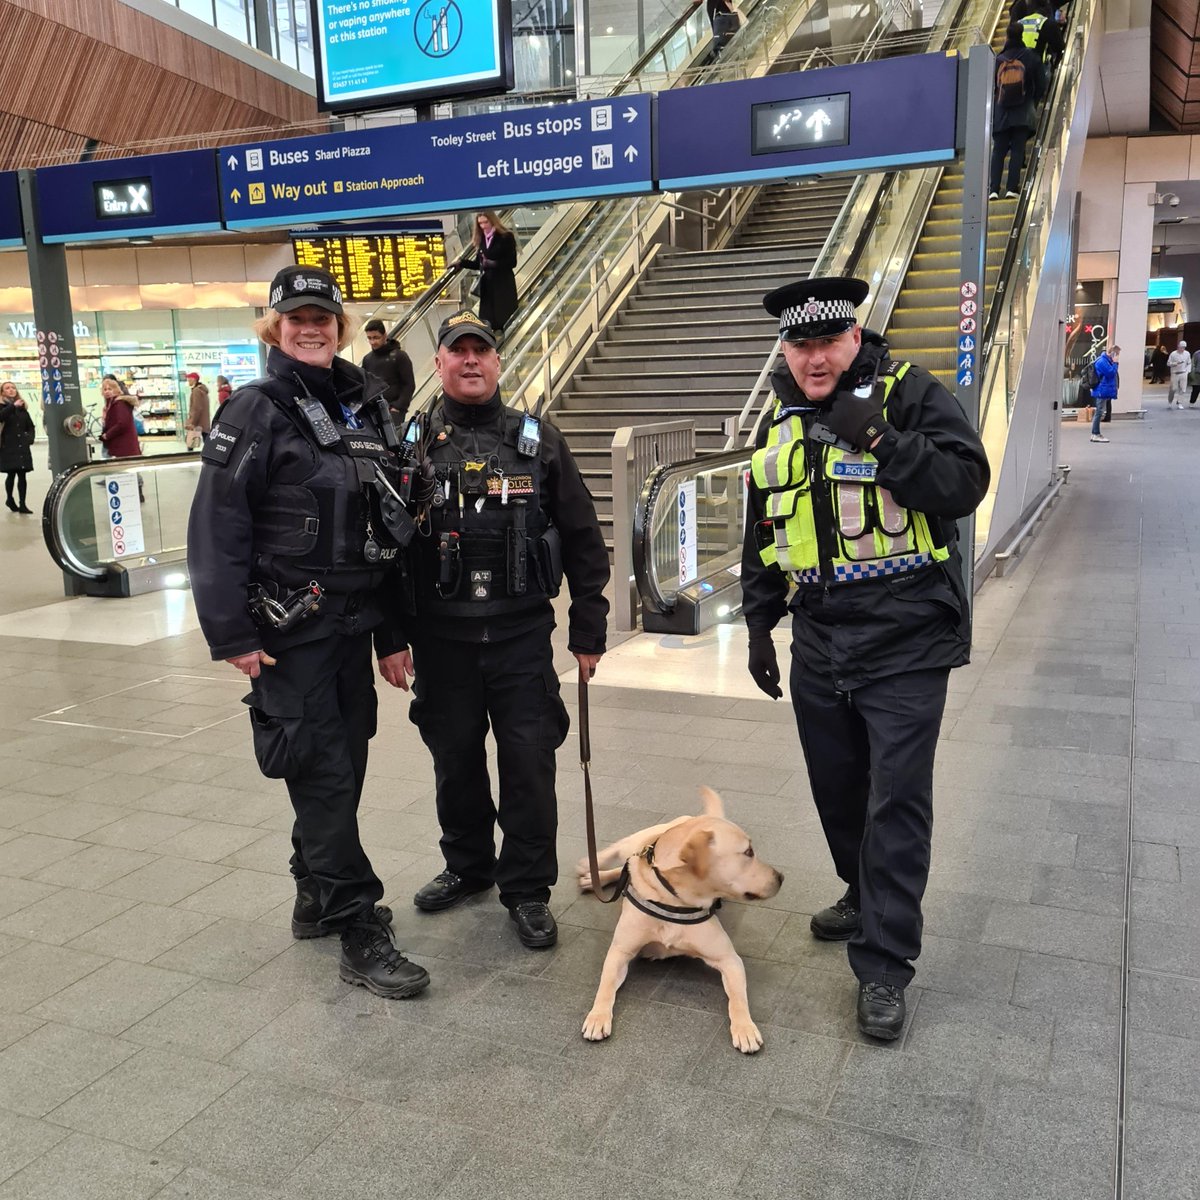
[248,581,324,632]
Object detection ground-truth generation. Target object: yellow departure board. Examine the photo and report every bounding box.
[291,232,447,302]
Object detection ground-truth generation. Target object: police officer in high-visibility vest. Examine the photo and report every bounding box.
[401,311,609,949]
[1018,0,1063,69]
[740,277,989,1040]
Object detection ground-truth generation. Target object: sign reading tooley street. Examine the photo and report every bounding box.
[219,95,653,228]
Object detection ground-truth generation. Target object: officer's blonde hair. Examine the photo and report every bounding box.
[254,309,353,351]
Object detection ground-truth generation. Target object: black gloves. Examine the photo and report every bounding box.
[747,632,783,699]
[822,387,889,451]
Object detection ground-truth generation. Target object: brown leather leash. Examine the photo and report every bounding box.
[579,665,623,903]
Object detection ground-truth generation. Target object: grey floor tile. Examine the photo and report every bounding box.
[18,765,111,798]
[442,969,596,1055]
[917,934,1020,1000]
[1012,950,1121,1015]
[1126,1028,1200,1113]
[0,795,69,831]
[0,877,59,922]
[767,968,864,1042]
[174,869,290,922]
[27,959,198,1036]
[158,1074,359,1188]
[150,918,292,984]
[1130,919,1200,980]
[99,857,231,905]
[1029,863,1126,916]
[49,1048,243,1151]
[237,938,360,1003]
[1131,877,1200,927]
[1133,840,1181,882]
[1046,1014,1120,1095]
[0,833,86,879]
[123,978,295,1060]
[85,811,198,852]
[648,955,799,1028]
[0,887,136,947]
[0,940,109,1013]
[762,912,854,974]
[982,900,1122,965]
[0,1013,41,1052]
[66,902,217,964]
[0,1020,138,1117]
[17,801,130,840]
[920,888,997,941]
[153,1168,286,1200]
[0,1131,182,1200]
[737,1108,922,1200]
[0,1110,69,1189]
[29,844,155,890]
[910,1145,1099,1200]
[1123,1100,1200,1200]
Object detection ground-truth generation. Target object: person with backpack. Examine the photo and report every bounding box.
[990,22,1045,200]
[1090,345,1119,442]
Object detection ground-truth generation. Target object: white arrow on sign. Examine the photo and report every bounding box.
[805,109,832,139]
[623,107,638,123]
[226,155,237,170]
[624,145,638,162]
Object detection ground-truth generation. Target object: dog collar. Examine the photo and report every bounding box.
[615,843,720,925]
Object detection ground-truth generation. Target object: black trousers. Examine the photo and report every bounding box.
[789,659,950,987]
[4,470,27,506]
[408,626,570,906]
[990,126,1030,194]
[245,630,383,931]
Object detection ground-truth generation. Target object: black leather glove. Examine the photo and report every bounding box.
[822,387,889,451]
[747,632,783,699]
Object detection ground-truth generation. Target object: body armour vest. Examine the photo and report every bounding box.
[247,375,404,594]
[408,403,562,619]
[750,362,950,584]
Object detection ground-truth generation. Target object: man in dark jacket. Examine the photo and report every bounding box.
[399,310,610,950]
[990,21,1046,199]
[361,319,416,429]
[741,277,990,1040]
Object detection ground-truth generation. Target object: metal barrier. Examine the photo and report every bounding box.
[611,421,695,631]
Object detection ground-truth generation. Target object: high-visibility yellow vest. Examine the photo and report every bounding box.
[1019,13,1046,51]
[750,363,949,583]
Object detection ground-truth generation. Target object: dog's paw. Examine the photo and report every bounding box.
[730,1018,763,1054]
[575,858,593,892]
[582,1009,613,1041]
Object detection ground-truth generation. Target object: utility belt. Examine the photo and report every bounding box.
[790,551,936,586]
[430,523,563,604]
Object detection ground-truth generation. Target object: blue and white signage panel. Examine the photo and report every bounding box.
[36,150,222,243]
[656,53,959,189]
[311,0,514,112]
[220,94,653,228]
[0,173,21,249]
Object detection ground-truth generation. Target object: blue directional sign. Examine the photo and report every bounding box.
[0,173,21,249]
[957,334,976,354]
[219,95,653,229]
[957,368,974,388]
[656,53,959,189]
[37,150,222,243]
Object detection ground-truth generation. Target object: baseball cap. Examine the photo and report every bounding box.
[185,371,200,381]
[437,310,498,349]
[268,266,344,316]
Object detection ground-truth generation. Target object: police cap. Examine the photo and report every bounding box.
[437,309,498,350]
[268,266,344,316]
[763,276,870,343]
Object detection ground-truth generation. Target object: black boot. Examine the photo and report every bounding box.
[339,912,429,999]
[508,901,557,949]
[856,981,906,1041]
[4,497,15,512]
[291,876,393,939]
[809,889,860,941]
[413,869,492,913]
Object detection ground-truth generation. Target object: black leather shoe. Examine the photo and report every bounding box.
[856,981,906,1041]
[290,877,393,939]
[508,901,557,949]
[4,498,16,511]
[413,870,492,913]
[810,890,860,941]
[16,506,32,515]
[339,913,429,999]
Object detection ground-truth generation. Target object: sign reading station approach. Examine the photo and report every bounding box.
[292,230,447,302]
[219,94,653,228]
[656,53,959,189]
[312,0,514,112]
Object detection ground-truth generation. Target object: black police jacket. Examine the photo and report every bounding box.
[398,392,609,652]
[740,332,990,690]
[187,347,404,662]
[361,339,416,426]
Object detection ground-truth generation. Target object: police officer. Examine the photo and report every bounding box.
[401,310,609,949]
[187,265,430,1000]
[740,277,989,1040]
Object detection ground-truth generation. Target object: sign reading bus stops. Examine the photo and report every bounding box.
[219,94,653,228]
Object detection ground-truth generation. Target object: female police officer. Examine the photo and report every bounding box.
[187,266,430,1000]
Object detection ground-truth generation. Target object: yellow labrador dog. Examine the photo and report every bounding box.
[578,787,783,1054]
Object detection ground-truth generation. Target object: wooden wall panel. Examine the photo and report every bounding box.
[1153,0,1200,133]
[0,0,323,169]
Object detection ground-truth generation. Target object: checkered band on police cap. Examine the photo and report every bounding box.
[762,276,870,342]
[778,296,857,329]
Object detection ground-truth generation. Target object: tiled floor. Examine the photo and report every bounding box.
[0,406,1195,1197]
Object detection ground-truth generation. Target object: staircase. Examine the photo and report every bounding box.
[551,178,851,544]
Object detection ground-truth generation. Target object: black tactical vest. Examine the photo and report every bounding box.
[408,403,561,619]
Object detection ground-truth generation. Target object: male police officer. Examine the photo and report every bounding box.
[401,311,609,948]
[188,265,429,1001]
[740,277,989,1039]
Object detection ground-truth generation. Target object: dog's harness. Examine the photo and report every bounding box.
[612,841,720,925]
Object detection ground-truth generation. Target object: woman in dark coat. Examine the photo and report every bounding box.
[470,210,519,333]
[99,376,142,458]
[0,381,35,514]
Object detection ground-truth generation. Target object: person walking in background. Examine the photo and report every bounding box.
[1089,345,1118,442]
[99,375,142,458]
[216,374,232,407]
[1149,344,1168,385]
[1189,346,1200,407]
[706,0,739,54]
[0,381,35,514]
[1167,341,1191,408]
[360,319,416,429]
[989,22,1044,200]
[468,211,519,335]
[184,372,211,449]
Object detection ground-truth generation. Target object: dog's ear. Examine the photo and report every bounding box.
[676,827,715,880]
[698,786,724,818]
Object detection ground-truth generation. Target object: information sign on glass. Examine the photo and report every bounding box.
[291,231,447,302]
[309,0,514,113]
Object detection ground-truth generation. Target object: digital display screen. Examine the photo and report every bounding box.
[93,178,155,220]
[291,232,447,302]
[1148,277,1183,300]
[750,94,851,156]
[310,0,514,113]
